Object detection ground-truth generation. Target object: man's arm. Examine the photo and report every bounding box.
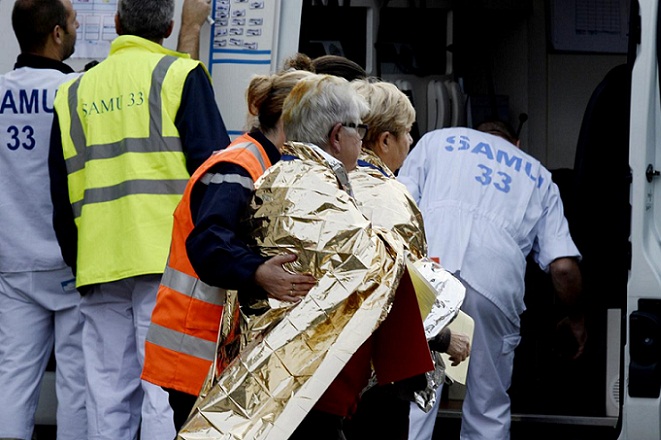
[177,0,210,59]
[48,112,78,272]
[429,328,471,367]
[550,256,583,308]
[550,256,587,359]
[176,65,230,173]
[186,162,316,303]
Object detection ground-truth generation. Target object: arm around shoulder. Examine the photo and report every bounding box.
[177,65,230,173]
[48,112,78,271]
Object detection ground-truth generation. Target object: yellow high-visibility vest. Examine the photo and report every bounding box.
[54,35,205,287]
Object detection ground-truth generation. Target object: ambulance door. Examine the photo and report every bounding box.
[623,0,661,438]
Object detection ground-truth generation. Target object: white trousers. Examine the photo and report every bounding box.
[459,281,520,440]
[82,275,175,440]
[0,268,86,440]
[408,382,444,440]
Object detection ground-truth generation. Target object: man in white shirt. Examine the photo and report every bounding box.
[398,121,586,440]
[0,1,85,439]
[0,0,215,438]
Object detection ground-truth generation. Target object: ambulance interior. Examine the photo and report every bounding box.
[297,0,631,438]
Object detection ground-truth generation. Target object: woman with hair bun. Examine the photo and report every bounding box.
[284,51,368,81]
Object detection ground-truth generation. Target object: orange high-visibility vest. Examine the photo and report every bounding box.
[142,133,272,396]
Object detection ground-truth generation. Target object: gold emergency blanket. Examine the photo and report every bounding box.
[349,159,427,261]
[349,158,466,412]
[179,142,411,439]
[348,160,463,339]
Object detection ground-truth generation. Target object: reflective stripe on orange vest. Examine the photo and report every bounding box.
[161,265,227,306]
[142,133,272,396]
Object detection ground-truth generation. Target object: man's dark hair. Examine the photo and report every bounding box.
[283,53,368,82]
[313,55,367,81]
[476,119,518,145]
[117,0,174,42]
[12,0,68,54]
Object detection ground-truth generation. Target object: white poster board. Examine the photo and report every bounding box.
[206,0,286,136]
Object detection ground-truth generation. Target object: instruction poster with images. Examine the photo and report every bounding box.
[72,0,118,60]
[208,0,281,136]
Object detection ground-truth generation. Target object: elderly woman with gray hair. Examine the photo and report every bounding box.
[178,74,435,440]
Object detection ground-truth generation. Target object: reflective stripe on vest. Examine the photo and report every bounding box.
[195,140,271,189]
[146,264,226,362]
[142,134,272,395]
[64,56,184,218]
[161,265,227,306]
[200,170,255,190]
[225,141,269,172]
[147,323,217,361]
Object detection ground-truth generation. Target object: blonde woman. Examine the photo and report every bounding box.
[346,79,471,440]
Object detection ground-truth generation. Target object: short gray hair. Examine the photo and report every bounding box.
[117,0,174,41]
[282,74,369,150]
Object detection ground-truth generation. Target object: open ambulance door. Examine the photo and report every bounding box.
[623,0,661,438]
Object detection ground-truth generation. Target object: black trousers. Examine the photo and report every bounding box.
[289,409,347,440]
[164,387,198,432]
[343,384,410,440]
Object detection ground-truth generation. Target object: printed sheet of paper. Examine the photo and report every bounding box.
[72,0,118,59]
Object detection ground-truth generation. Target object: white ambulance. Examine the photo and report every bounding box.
[0,0,659,438]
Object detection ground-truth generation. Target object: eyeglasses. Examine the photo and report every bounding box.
[340,122,369,140]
